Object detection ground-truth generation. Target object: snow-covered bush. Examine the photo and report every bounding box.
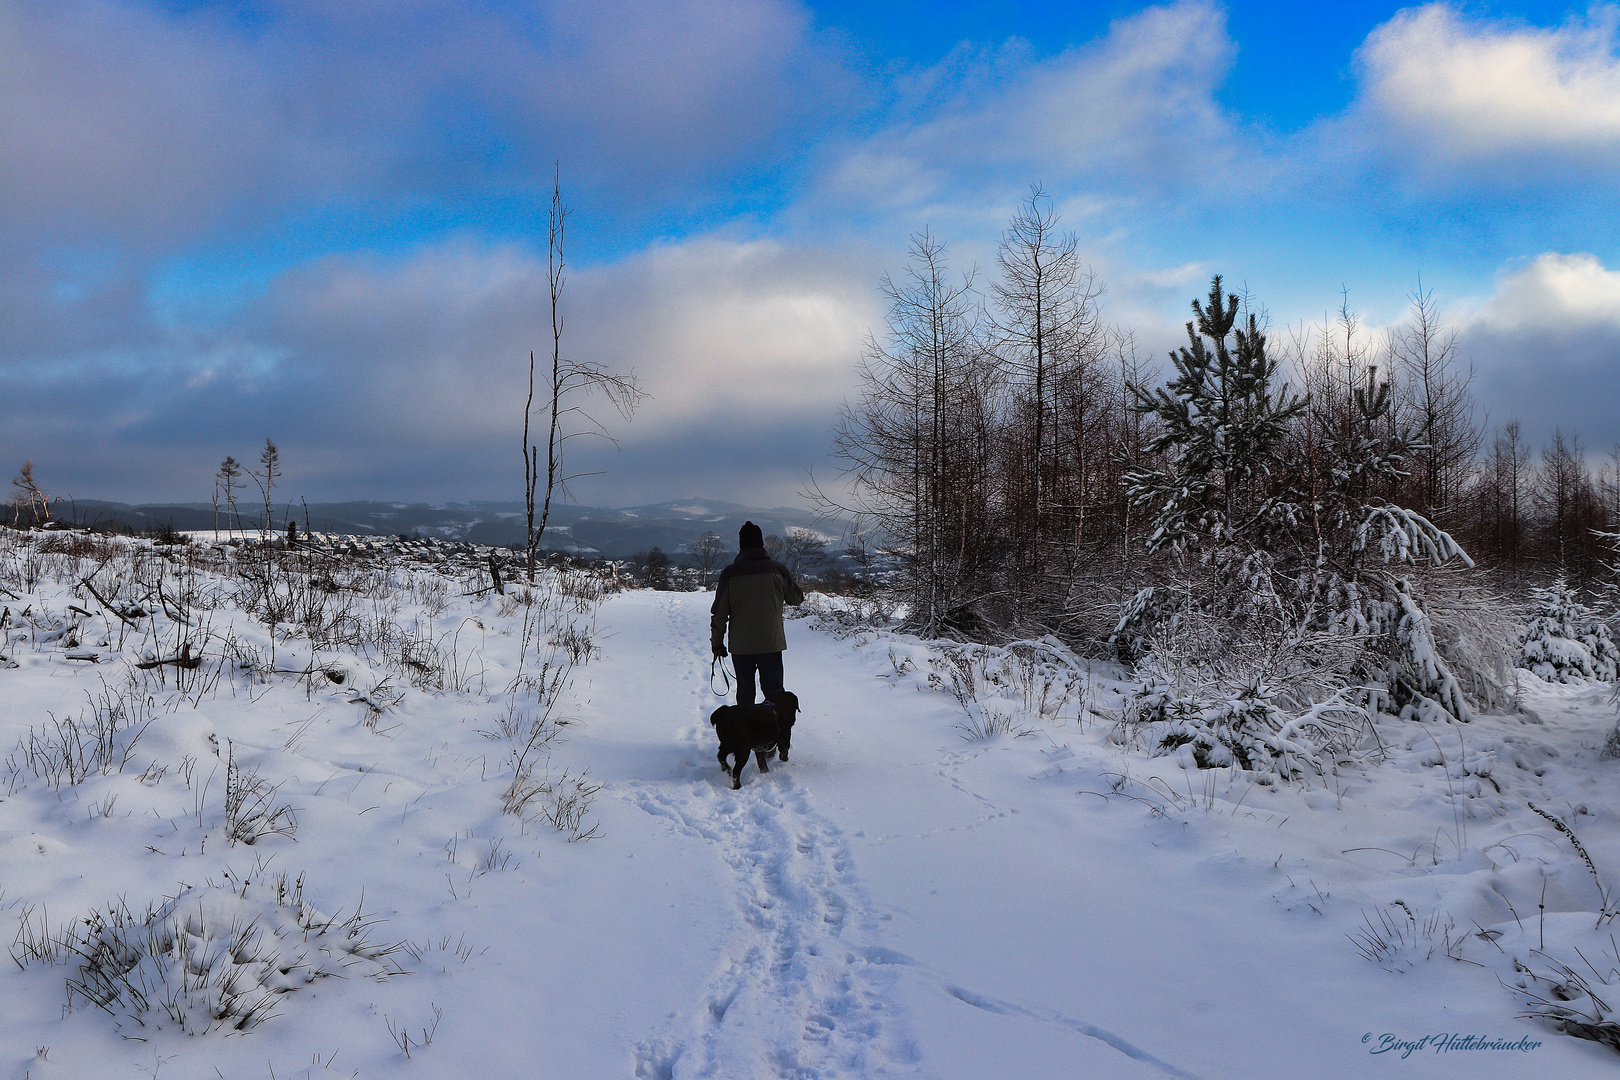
[1518,580,1618,683]
[48,869,402,1035]
[1120,679,1367,782]
[1121,549,1504,734]
[1112,563,1377,780]
[797,590,902,637]
[1384,578,1479,722]
[924,639,1089,739]
[1110,584,1182,668]
[1402,574,1519,712]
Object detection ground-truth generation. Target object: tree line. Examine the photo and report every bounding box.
[823,187,1618,650]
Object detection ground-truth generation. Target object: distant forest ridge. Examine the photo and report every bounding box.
[50,498,839,560]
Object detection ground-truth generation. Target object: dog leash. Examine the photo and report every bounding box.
[709,655,735,699]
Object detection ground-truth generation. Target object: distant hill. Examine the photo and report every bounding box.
[56,497,845,560]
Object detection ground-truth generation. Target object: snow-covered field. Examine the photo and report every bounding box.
[2,532,1618,1078]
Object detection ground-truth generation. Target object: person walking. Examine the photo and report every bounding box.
[710,521,805,705]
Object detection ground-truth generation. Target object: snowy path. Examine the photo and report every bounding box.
[579,591,1620,1079]
[587,594,1210,1080]
[608,596,920,1078]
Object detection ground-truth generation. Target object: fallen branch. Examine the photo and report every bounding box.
[153,578,192,627]
[77,577,140,627]
[135,641,203,670]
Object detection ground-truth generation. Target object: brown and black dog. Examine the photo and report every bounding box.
[710,690,800,789]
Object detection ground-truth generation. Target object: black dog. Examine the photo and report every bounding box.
[710,691,799,789]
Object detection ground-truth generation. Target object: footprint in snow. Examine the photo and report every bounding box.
[628,765,920,1077]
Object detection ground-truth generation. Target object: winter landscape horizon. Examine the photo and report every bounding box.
[8,0,1620,1077]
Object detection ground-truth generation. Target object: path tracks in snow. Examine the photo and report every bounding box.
[618,595,1207,1080]
[627,595,921,1079]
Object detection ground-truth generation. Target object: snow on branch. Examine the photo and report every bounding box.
[1391,581,1475,723]
[1356,506,1474,568]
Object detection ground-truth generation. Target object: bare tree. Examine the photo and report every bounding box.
[818,229,995,635]
[10,461,56,527]
[1293,290,1389,483]
[990,186,1102,579]
[643,547,671,591]
[689,530,727,586]
[523,166,644,581]
[214,456,245,539]
[780,527,827,579]
[1602,444,1620,525]
[1537,429,1577,573]
[841,531,875,580]
[1490,421,1532,578]
[1389,280,1479,523]
[1046,299,1117,578]
[1286,294,1413,573]
[1112,330,1157,591]
[212,465,223,539]
[250,440,280,543]
[1535,428,1593,576]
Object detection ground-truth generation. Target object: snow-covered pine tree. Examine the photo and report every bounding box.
[1518,578,1618,683]
[1122,275,1305,556]
[1113,276,1306,662]
[1115,277,1498,779]
[1303,362,1499,724]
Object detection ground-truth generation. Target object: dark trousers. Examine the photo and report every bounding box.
[734,652,784,706]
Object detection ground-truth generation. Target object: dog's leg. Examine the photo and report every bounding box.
[755,748,771,774]
[764,694,795,763]
[730,754,743,789]
[718,745,729,771]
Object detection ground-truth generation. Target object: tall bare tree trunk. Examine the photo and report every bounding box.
[521,165,644,583]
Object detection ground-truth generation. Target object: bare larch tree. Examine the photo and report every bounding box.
[523,166,645,580]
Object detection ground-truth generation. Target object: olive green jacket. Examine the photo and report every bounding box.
[710,548,805,655]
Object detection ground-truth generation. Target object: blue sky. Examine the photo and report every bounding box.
[3,0,1620,508]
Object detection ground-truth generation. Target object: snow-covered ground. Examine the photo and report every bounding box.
[2,535,1618,1078]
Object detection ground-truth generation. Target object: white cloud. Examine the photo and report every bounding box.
[251,241,551,442]
[577,239,877,432]
[813,0,1238,221]
[35,0,1620,505]
[0,0,837,246]
[1356,4,1620,165]
[1466,252,1620,332]
[0,0,296,242]
[0,233,881,502]
[247,235,877,441]
[1457,253,1620,446]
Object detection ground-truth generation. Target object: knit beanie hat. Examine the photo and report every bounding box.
[739,521,764,549]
